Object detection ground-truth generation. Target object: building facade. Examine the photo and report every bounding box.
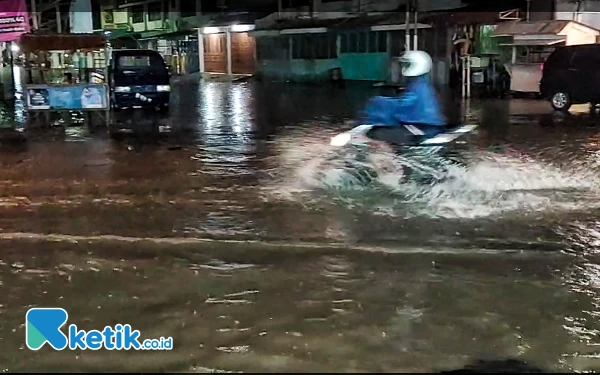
[96,0,267,76]
[252,0,464,84]
[251,0,567,84]
[555,0,600,31]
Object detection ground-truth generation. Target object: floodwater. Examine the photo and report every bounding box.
[2,80,600,372]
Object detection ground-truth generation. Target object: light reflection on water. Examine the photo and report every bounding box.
[1,81,600,371]
[194,82,255,177]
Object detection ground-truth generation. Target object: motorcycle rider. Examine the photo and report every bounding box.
[361,50,447,143]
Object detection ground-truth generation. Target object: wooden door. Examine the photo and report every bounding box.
[203,34,227,73]
[231,32,255,75]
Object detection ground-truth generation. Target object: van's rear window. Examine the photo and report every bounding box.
[118,55,163,68]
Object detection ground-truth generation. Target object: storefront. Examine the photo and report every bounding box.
[197,24,256,76]
[492,20,600,93]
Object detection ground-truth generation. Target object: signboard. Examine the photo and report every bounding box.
[25,84,109,111]
[0,0,30,43]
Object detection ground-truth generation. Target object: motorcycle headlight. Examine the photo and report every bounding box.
[114,86,131,93]
[330,132,352,147]
[156,85,171,92]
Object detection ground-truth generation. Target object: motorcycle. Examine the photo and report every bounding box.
[318,123,479,188]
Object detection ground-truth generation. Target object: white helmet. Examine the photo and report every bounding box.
[399,50,432,77]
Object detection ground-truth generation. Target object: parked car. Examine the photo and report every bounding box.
[540,44,600,112]
[109,49,171,112]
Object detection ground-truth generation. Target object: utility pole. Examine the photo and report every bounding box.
[405,0,410,51]
[574,0,582,23]
[31,0,39,30]
[56,4,62,33]
[413,0,418,50]
[277,0,282,19]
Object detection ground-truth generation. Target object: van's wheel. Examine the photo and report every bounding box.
[551,91,571,112]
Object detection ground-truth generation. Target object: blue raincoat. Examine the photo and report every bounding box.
[361,75,447,134]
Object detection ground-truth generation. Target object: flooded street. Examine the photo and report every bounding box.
[2,80,600,371]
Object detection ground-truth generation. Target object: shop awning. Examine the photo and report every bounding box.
[499,38,566,46]
[138,29,196,41]
[492,20,572,36]
[251,13,431,36]
[17,33,107,53]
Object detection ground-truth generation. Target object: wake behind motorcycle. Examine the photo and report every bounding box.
[330,123,478,148]
[317,123,479,189]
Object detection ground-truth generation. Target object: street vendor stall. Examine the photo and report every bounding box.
[491,20,600,95]
[17,33,110,126]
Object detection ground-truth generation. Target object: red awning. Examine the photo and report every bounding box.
[17,33,107,53]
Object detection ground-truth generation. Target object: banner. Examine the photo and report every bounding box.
[26,84,109,111]
[0,0,30,43]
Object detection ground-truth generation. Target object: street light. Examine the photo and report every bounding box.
[231,24,253,32]
[203,27,220,34]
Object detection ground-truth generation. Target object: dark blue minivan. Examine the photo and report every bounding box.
[109,49,171,112]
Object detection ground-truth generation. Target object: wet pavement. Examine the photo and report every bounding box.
[2,80,600,371]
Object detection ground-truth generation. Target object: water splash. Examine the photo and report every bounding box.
[265,134,600,219]
[410,152,600,219]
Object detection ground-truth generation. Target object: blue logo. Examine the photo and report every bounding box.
[26,308,69,350]
[26,307,173,351]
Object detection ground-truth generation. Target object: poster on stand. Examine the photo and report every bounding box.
[25,84,109,111]
[0,0,30,43]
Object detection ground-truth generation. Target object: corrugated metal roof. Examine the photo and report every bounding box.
[205,12,270,27]
[255,13,413,32]
[499,38,566,46]
[492,20,572,36]
[421,11,507,26]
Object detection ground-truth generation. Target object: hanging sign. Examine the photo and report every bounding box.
[0,0,30,43]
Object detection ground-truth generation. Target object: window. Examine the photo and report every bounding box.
[148,1,162,22]
[327,33,338,58]
[131,5,144,23]
[367,31,388,53]
[340,33,348,53]
[181,0,196,17]
[292,35,308,59]
[377,31,387,52]
[256,36,286,60]
[117,54,166,73]
[570,47,600,69]
[341,31,386,54]
[102,9,114,24]
[348,33,358,53]
[316,34,329,59]
[368,32,377,53]
[314,34,337,59]
[291,34,337,60]
[357,32,367,53]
